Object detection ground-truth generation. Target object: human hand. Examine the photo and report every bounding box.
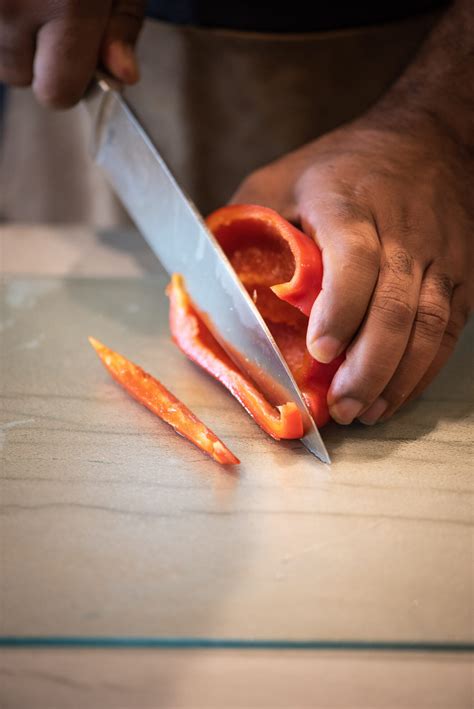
[231,117,473,425]
[0,0,146,108]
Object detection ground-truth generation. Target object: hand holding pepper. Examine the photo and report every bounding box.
[231,1,473,426]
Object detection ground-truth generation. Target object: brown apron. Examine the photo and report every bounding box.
[0,12,439,225]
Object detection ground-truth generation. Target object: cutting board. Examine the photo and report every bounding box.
[1,275,472,647]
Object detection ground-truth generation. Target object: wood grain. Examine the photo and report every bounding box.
[1,649,472,709]
[1,275,472,645]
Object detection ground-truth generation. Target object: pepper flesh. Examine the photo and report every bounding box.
[167,275,304,440]
[89,337,239,465]
[169,205,344,436]
[206,204,323,318]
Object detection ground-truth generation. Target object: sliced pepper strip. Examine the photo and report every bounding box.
[89,337,239,465]
[166,275,304,440]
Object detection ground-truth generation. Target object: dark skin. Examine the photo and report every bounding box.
[0,1,146,105]
[1,0,472,425]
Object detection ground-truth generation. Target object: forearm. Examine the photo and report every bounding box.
[366,0,474,148]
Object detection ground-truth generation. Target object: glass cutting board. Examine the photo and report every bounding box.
[1,277,472,650]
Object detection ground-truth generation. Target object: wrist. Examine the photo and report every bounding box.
[360,87,472,157]
[360,0,474,151]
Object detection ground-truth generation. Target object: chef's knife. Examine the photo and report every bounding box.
[83,74,330,463]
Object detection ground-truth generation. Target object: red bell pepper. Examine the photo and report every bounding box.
[168,205,344,437]
[167,275,304,440]
[89,337,239,465]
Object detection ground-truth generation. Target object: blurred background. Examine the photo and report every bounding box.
[0,78,128,228]
[0,2,444,231]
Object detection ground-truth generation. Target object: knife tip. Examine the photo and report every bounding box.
[301,433,331,464]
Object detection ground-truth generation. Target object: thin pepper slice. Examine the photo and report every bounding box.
[89,337,239,465]
[167,275,304,440]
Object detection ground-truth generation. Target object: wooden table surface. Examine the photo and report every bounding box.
[1,225,473,708]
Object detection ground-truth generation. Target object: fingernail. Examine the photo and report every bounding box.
[358,398,388,425]
[106,41,140,84]
[121,44,140,83]
[309,335,341,364]
[330,398,364,425]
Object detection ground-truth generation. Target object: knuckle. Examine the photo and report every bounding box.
[328,196,371,226]
[442,307,469,348]
[343,233,381,270]
[382,248,414,278]
[442,322,461,348]
[432,273,455,301]
[415,301,450,340]
[380,214,419,241]
[34,79,82,109]
[372,290,416,330]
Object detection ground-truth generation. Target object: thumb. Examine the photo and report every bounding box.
[101,0,146,84]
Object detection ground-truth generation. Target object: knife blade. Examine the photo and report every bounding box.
[83,75,330,463]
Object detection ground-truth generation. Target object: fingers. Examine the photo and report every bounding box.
[0,21,36,86]
[327,245,423,424]
[399,285,470,406]
[0,0,145,107]
[305,216,381,364]
[100,0,146,84]
[33,6,111,108]
[359,266,454,423]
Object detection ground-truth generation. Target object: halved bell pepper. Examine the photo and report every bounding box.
[168,205,344,437]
